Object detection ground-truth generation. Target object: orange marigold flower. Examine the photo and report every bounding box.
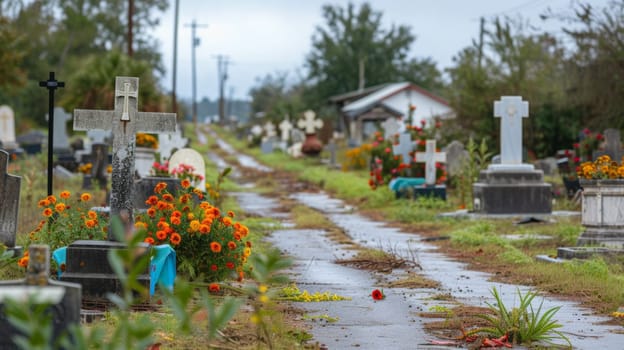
[222,217,232,226]
[233,232,242,241]
[156,230,167,240]
[146,195,159,206]
[147,208,156,217]
[47,195,57,204]
[187,213,195,220]
[85,219,97,228]
[199,224,211,234]
[208,283,220,293]
[172,210,182,218]
[43,208,53,217]
[157,201,168,210]
[157,221,170,230]
[38,199,49,207]
[170,233,182,245]
[211,207,220,217]
[181,179,191,188]
[189,220,200,231]
[55,203,66,213]
[227,241,237,250]
[199,202,211,210]
[210,242,222,253]
[244,247,251,257]
[162,193,174,202]
[144,237,155,245]
[201,218,213,226]
[80,193,92,201]
[154,182,167,194]
[60,191,71,199]
[17,256,29,267]
[227,210,235,218]
[170,216,181,225]
[246,241,252,248]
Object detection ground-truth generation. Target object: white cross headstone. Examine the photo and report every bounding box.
[158,128,188,162]
[392,133,414,165]
[415,140,446,185]
[279,118,293,142]
[263,121,277,139]
[0,106,17,148]
[381,118,401,140]
[493,96,529,165]
[73,76,177,237]
[250,125,263,137]
[297,110,324,135]
[168,148,206,190]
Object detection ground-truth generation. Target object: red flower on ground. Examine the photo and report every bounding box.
[371,289,385,300]
[208,283,220,293]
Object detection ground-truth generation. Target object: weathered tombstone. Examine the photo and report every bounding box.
[261,138,274,154]
[0,105,19,150]
[16,130,45,155]
[534,157,557,176]
[297,110,324,156]
[0,150,21,256]
[443,140,468,178]
[593,128,623,161]
[0,245,81,350]
[472,96,551,214]
[392,133,414,165]
[63,76,176,297]
[381,117,401,140]
[47,107,72,152]
[413,140,447,199]
[326,140,338,168]
[168,148,206,190]
[158,128,188,162]
[279,118,293,142]
[263,121,277,139]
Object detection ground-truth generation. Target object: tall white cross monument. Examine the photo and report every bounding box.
[493,96,529,166]
[73,77,177,238]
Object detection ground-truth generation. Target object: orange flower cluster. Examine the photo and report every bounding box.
[28,191,106,253]
[17,250,29,268]
[135,182,251,282]
[578,155,624,180]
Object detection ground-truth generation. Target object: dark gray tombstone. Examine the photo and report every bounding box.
[0,245,82,349]
[261,138,274,154]
[593,128,623,161]
[0,150,21,256]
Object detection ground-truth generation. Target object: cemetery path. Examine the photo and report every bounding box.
[201,126,622,350]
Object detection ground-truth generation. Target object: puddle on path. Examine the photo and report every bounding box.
[289,192,623,349]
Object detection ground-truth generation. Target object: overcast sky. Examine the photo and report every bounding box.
[151,0,609,101]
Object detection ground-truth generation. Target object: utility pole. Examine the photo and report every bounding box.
[214,54,230,124]
[171,0,179,115]
[185,20,208,124]
[226,86,235,125]
[127,0,134,57]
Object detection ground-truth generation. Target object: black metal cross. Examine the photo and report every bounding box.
[39,72,65,196]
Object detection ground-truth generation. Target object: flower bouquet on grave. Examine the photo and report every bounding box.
[170,162,205,189]
[151,160,171,177]
[577,154,624,180]
[134,181,251,282]
[136,133,159,149]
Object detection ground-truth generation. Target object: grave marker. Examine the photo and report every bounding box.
[73,76,177,234]
[593,128,623,161]
[168,148,206,190]
[0,245,81,349]
[47,107,72,151]
[392,133,414,165]
[415,140,446,185]
[0,105,18,150]
[263,121,277,139]
[0,150,21,254]
[297,110,324,134]
[493,96,528,165]
[158,128,188,162]
[279,118,293,142]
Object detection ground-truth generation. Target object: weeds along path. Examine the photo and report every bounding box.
[199,126,622,349]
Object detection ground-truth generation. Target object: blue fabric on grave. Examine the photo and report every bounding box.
[52,244,176,296]
[52,246,67,278]
[388,177,426,192]
[150,244,176,296]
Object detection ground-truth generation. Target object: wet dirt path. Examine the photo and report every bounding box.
[200,126,622,349]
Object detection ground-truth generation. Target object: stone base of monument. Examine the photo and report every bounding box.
[60,240,150,298]
[413,185,447,200]
[472,165,552,214]
[132,177,181,210]
[576,227,624,249]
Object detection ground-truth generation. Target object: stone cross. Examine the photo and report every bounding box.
[250,125,263,137]
[263,121,277,138]
[415,140,446,185]
[0,105,17,148]
[493,96,529,165]
[39,72,65,196]
[381,118,401,140]
[279,118,293,142]
[73,76,176,239]
[297,110,324,134]
[0,150,20,250]
[392,133,414,165]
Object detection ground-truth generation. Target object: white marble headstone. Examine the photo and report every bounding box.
[47,107,72,150]
[168,148,206,190]
[0,105,17,148]
[297,110,323,134]
[415,140,446,185]
[491,96,533,171]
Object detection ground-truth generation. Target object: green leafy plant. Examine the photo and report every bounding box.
[454,137,492,210]
[475,287,571,347]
